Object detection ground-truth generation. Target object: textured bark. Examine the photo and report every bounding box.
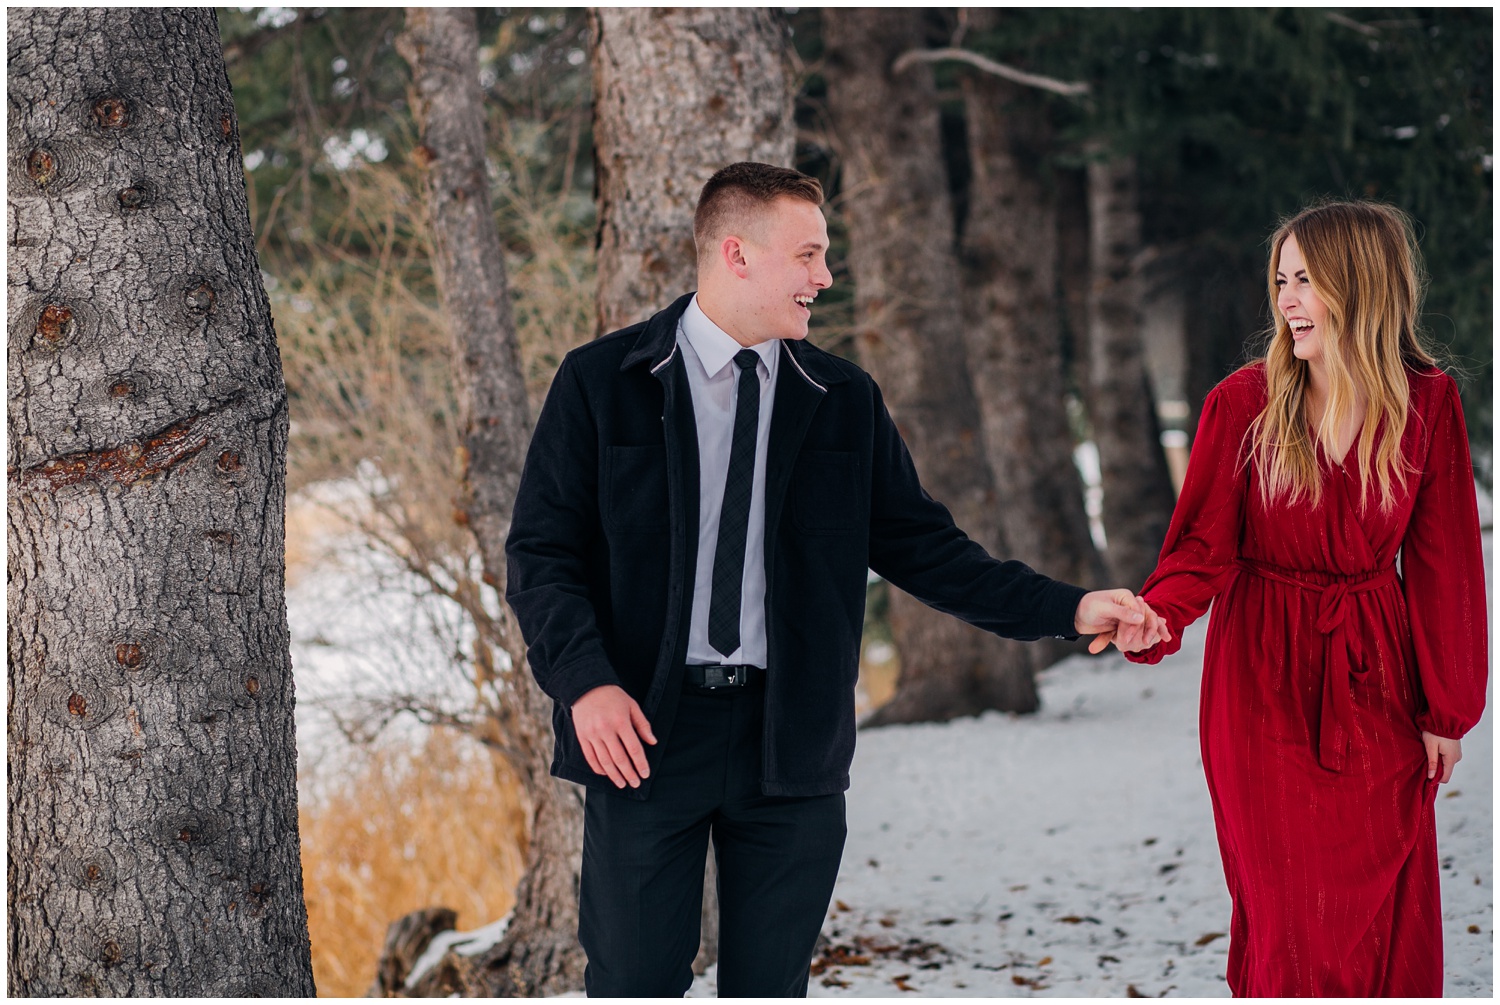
[958,36,1107,614]
[1084,155,1177,590]
[464,732,586,997]
[590,7,794,335]
[7,8,314,996]
[369,907,460,997]
[823,8,1040,723]
[1185,259,1264,442]
[590,5,797,973]
[397,8,532,612]
[397,10,585,997]
[1054,166,1091,390]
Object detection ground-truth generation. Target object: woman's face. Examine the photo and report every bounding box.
[1274,234,1329,365]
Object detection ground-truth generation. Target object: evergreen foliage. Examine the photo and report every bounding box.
[968,8,1491,463]
[219,7,1490,458]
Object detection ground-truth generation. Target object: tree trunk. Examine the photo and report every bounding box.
[467,679,587,996]
[1185,257,1264,442]
[1084,154,1177,590]
[590,7,794,336]
[8,8,314,996]
[958,35,1107,646]
[369,907,461,997]
[589,5,797,971]
[822,8,1040,723]
[397,9,585,997]
[1054,166,1091,393]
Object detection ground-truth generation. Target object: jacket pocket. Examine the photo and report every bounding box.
[603,445,669,532]
[792,449,861,535]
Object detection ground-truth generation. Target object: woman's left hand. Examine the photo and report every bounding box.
[1421,731,1462,783]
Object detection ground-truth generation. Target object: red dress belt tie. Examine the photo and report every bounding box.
[1235,558,1400,773]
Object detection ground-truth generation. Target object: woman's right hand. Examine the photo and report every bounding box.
[1110,596,1171,653]
[1421,731,1462,783]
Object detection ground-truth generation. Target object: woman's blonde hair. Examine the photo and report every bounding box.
[1248,201,1436,511]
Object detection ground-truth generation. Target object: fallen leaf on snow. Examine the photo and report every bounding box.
[1128,983,1175,998]
[810,945,872,974]
[892,974,917,992]
[1194,931,1225,946]
[1057,914,1102,924]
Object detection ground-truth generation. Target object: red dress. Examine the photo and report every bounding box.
[1126,362,1487,996]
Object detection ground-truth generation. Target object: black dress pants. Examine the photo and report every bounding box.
[578,684,846,997]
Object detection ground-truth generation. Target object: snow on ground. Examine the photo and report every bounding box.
[690,538,1494,998]
[287,482,1491,998]
[284,481,484,800]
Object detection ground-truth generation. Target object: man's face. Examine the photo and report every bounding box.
[737,196,833,342]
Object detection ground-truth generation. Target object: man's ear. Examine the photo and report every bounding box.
[720,235,751,279]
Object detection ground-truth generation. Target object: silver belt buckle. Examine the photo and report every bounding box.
[702,666,739,688]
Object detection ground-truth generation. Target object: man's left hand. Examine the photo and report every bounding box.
[1076,589,1171,654]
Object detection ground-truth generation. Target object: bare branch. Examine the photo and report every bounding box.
[892,47,1090,98]
[1324,12,1381,37]
[221,9,328,66]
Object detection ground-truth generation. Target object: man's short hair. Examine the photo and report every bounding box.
[694,162,824,262]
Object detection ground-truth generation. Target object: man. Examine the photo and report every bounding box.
[505,162,1165,996]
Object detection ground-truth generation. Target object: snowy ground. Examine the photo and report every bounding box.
[690,540,1494,998]
[288,484,1492,998]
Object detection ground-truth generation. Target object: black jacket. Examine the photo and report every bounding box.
[505,294,1087,798]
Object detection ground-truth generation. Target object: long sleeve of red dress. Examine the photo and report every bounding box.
[1120,363,1488,996]
[1123,378,1251,664]
[1401,377,1488,740]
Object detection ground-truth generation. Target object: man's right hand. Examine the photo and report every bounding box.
[572,685,658,789]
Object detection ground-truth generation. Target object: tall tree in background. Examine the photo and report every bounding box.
[396,9,582,996]
[588,5,796,973]
[1083,152,1177,589]
[8,9,314,995]
[591,7,795,334]
[822,7,1043,721]
[956,10,1108,609]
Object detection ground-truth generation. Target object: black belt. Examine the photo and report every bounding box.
[683,665,765,690]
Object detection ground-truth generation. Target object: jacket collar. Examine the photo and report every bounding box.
[619,293,694,372]
[619,292,848,390]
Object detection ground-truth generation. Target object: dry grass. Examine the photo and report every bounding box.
[266,102,595,1000]
[299,728,529,997]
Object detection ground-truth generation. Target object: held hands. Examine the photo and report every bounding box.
[1075,589,1172,655]
[571,684,657,789]
[1421,731,1462,784]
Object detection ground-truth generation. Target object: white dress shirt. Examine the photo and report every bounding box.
[677,294,779,668]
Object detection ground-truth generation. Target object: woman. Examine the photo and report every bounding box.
[1123,201,1487,995]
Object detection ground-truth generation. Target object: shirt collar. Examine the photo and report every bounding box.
[680,295,779,379]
